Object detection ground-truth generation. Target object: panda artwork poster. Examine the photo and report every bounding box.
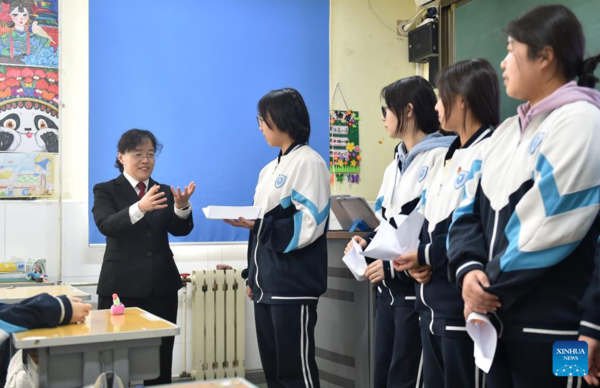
[0,65,59,153]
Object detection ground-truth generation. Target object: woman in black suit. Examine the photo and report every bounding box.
[92,128,195,385]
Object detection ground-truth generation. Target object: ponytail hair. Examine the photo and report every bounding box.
[577,54,600,88]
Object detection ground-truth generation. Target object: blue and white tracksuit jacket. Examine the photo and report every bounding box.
[448,101,600,341]
[247,143,331,305]
[0,293,73,343]
[370,133,455,306]
[416,126,492,336]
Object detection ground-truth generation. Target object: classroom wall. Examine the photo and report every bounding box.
[329,0,418,201]
[0,0,418,378]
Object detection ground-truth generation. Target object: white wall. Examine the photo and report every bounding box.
[0,0,419,378]
[330,0,418,201]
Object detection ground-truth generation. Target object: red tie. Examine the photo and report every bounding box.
[137,182,146,199]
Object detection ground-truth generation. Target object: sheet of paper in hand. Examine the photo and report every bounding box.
[202,206,261,220]
[361,211,424,261]
[466,312,498,373]
[342,239,368,281]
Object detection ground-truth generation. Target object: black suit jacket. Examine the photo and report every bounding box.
[92,174,194,298]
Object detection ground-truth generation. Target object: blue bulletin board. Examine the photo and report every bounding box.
[88,0,330,243]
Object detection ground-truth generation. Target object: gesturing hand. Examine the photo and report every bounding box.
[139,184,168,212]
[171,182,196,209]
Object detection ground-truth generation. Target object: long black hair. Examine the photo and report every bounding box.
[506,4,600,88]
[436,58,501,130]
[258,88,311,144]
[380,76,439,136]
[114,129,162,172]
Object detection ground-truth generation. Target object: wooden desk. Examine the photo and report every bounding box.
[0,284,90,304]
[13,308,180,387]
[162,378,258,387]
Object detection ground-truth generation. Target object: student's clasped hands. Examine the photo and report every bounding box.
[461,270,501,320]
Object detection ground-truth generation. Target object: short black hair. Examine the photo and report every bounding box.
[436,58,501,130]
[380,76,439,136]
[114,129,162,173]
[506,4,600,88]
[258,88,311,144]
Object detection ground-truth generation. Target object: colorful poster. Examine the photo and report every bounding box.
[329,110,360,184]
[0,65,59,153]
[0,0,58,67]
[0,152,53,197]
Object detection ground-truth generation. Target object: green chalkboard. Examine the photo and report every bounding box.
[455,0,600,120]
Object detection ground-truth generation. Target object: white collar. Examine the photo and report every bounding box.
[123,171,149,190]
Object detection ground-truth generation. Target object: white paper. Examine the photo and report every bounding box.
[202,206,261,220]
[466,312,498,373]
[361,211,424,261]
[342,239,368,281]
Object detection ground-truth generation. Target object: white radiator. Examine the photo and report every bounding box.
[191,269,246,380]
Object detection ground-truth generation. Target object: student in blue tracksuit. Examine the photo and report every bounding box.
[392,59,500,388]
[0,293,92,384]
[447,5,600,388]
[344,76,454,388]
[227,88,330,388]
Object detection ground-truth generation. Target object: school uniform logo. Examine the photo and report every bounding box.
[530,132,545,154]
[418,166,428,182]
[275,174,287,188]
[552,341,588,376]
[455,170,469,189]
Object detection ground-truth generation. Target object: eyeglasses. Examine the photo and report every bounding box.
[381,106,388,118]
[131,153,156,161]
[256,116,265,127]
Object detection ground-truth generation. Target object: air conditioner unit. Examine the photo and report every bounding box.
[415,0,436,7]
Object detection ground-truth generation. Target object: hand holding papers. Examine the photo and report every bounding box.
[202,206,261,220]
[362,211,424,261]
[466,312,498,373]
[342,239,368,281]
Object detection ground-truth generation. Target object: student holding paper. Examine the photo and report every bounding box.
[446,5,600,388]
[392,59,500,388]
[226,88,330,388]
[345,76,454,388]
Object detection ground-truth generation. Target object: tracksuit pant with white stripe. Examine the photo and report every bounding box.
[487,339,589,388]
[255,303,319,388]
[374,289,423,388]
[420,329,484,388]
